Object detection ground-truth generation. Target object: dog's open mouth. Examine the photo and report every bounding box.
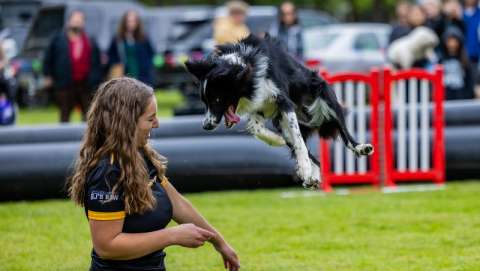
[224,105,240,128]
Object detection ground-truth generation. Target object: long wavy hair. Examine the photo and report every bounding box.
[68,77,166,214]
[117,10,146,41]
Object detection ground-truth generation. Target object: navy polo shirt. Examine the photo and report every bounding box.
[84,154,173,271]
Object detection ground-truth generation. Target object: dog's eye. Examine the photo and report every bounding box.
[215,98,220,103]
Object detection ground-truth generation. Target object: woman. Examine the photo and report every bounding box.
[268,1,304,60]
[439,26,475,100]
[108,10,154,85]
[67,77,240,271]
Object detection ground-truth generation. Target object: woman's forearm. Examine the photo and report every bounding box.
[174,196,225,246]
[94,227,176,260]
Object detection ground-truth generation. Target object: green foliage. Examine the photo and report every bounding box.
[139,0,399,22]
[1,182,480,270]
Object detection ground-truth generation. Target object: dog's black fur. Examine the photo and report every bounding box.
[185,34,373,189]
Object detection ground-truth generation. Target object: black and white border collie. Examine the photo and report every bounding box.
[185,34,373,189]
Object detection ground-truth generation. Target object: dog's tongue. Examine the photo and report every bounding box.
[225,105,240,123]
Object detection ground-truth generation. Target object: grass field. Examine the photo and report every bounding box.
[1,182,480,271]
[16,90,184,125]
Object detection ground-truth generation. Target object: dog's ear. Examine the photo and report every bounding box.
[235,64,252,82]
[184,60,215,80]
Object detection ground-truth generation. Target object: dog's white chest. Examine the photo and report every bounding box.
[236,97,278,118]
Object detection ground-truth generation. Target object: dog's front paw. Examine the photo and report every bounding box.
[302,163,321,190]
[296,159,320,190]
[355,143,374,156]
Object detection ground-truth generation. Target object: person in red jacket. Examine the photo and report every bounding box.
[43,10,102,122]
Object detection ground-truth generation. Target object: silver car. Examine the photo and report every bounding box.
[304,23,392,73]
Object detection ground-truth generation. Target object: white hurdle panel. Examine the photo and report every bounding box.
[393,78,432,173]
[330,81,371,174]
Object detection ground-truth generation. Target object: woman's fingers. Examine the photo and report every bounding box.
[196,227,215,240]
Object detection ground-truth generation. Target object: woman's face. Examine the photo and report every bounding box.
[408,6,426,27]
[281,3,296,26]
[126,11,139,33]
[446,36,460,55]
[136,96,159,147]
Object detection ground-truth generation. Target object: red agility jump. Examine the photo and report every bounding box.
[319,70,381,192]
[318,66,446,191]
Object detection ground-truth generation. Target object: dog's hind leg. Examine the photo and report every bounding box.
[246,114,286,147]
[335,117,374,157]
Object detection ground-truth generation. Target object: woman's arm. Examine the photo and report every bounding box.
[162,180,240,270]
[162,180,223,244]
[89,218,214,260]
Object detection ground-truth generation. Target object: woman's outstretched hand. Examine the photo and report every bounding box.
[214,241,240,271]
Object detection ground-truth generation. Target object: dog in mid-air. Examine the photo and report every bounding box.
[185,34,374,189]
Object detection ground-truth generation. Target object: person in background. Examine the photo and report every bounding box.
[0,45,14,125]
[463,0,480,98]
[43,10,102,123]
[213,0,250,45]
[387,5,439,70]
[442,0,466,32]
[389,1,412,44]
[108,10,154,85]
[438,26,475,100]
[422,0,445,37]
[268,1,304,60]
[408,4,428,29]
[421,0,465,42]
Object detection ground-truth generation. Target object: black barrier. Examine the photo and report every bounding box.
[2,100,480,145]
[0,136,295,201]
[1,125,479,200]
[0,116,247,145]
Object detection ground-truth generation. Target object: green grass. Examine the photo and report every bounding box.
[16,90,184,125]
[1,182,480,270]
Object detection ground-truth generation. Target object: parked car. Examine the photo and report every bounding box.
[303,23,392,73]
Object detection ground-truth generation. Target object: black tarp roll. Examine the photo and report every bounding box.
[2,100,480,145]
[0,116,248,145]
[0,136,295,201]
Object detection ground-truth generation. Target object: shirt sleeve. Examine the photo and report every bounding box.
[85,163,126,221]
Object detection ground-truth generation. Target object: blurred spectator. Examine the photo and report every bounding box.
[388,5,439,70]
[389,1,412,44]
[463,0,480,71]
[442,0,466,32]
[268,1,304,59]
[43,10,101,123]
[213,0,250,45]
[108,10,154,85]
[0,46,14,125]
[409,4,428,28]
[387,26,438,69]
[421,0,465,40]
[439,26,475,100]
[422,0,445,36]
